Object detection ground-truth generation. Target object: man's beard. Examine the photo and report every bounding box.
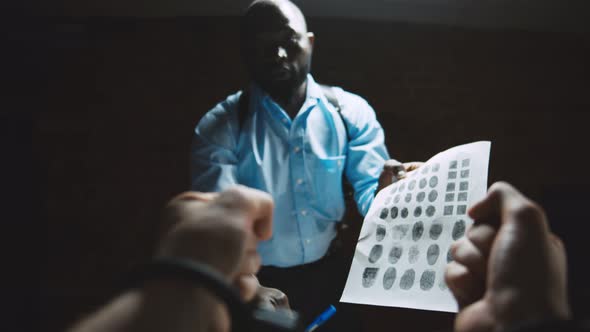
[259,68,307,103]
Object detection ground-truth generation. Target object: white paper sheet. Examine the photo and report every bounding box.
[340,141,491,313]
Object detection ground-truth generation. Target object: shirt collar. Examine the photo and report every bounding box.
[305,74,323,101]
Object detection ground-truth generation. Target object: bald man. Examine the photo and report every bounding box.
[190,1,409,328]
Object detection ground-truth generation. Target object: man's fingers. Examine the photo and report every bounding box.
[451,237,488,280]
[382,159,403,171]
[468,181,525,223]
[468,184,503,223]
[216,185,274,241]
[465,224,497,258]
[445,261,486,309]
[236,249,262,275]
[403,161,424,173]
[161,192,220,233]
[381,159,405,180]
[454,301,495,332]
[234,274,260,302]
[379,161,424,190]
[469,182,549,233]
[171,191,219,203]
[255,286,291,311]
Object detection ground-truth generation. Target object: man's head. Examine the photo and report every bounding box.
[240,0,314,101]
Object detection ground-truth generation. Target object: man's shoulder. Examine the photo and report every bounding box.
[196,91,242,131]
[204,91,242,120]
[332,86,367,103]
[331,86,370,107]
[324,86,376,125]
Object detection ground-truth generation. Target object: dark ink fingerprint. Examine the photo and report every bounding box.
[379,208,389,219]
[421,165,430,174]
[429,223,443,239]
[400,269,416,290]
[362,267,379,288]
[429,176,438,188]
[394,194,401,204]
[462,159,470,167]
[447,247,453,262]
[432,163,440,172]
[388,244,403,264]
[449,160,457,169]
[392,225,409,240]
[452,219,466,240]
[460,181,469,191]
[420,270,436,290]
[448,171,457,179]
[409,245,420,263]
[412,222,424,241]
[376,225,386,241]
[416,192,426,202]
[419,178,427,189]
[414,206,422,217]
[426,205,436,217]
[445,193,454,202]
[461,170,470,178]
[369,244,384,263]
[401,207,409,218]
[428,190,438,202]
[399,182,405,192]
[446,182,456,192]
[383,267,397,290]
[405,193,412,203]
[408,180,416,190]
[457,205,467,215]
[390,185,398,194]
[427,244,440,265]
[444,205,454,215]
[390,207,399,219]
[458,192,468,201]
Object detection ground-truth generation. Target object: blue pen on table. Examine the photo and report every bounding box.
[305,305,337,332]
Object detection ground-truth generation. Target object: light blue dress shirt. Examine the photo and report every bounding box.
[191,75,390,267]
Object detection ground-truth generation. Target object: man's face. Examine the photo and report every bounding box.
[241,8,313,99]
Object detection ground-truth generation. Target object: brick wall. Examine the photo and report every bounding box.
[36,17,590,331]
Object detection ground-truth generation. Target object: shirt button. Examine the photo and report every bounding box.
[296,178,303,185]
[301,209,308,216]
[293,146,301,153]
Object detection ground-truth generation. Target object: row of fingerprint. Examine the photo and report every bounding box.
[383,181,469,210]
[362,267,444,291]
[390,176,439,195]
[380,203,436,220]
[386,189,439,207]
[451,158,470,169]
[375,220,466,243]
[380,203,468,220]
[368,241,452,266]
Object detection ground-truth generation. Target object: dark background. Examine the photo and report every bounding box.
[32,13,590,332]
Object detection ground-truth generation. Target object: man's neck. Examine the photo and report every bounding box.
[273,80,307,119]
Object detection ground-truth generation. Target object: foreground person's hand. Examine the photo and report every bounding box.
[159,186,274,331]
[446,182,570,332]
[69,186,275,332]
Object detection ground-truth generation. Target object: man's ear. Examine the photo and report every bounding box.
[307,32,315,49]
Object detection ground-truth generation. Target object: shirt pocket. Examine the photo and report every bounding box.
[308,154,347,221]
